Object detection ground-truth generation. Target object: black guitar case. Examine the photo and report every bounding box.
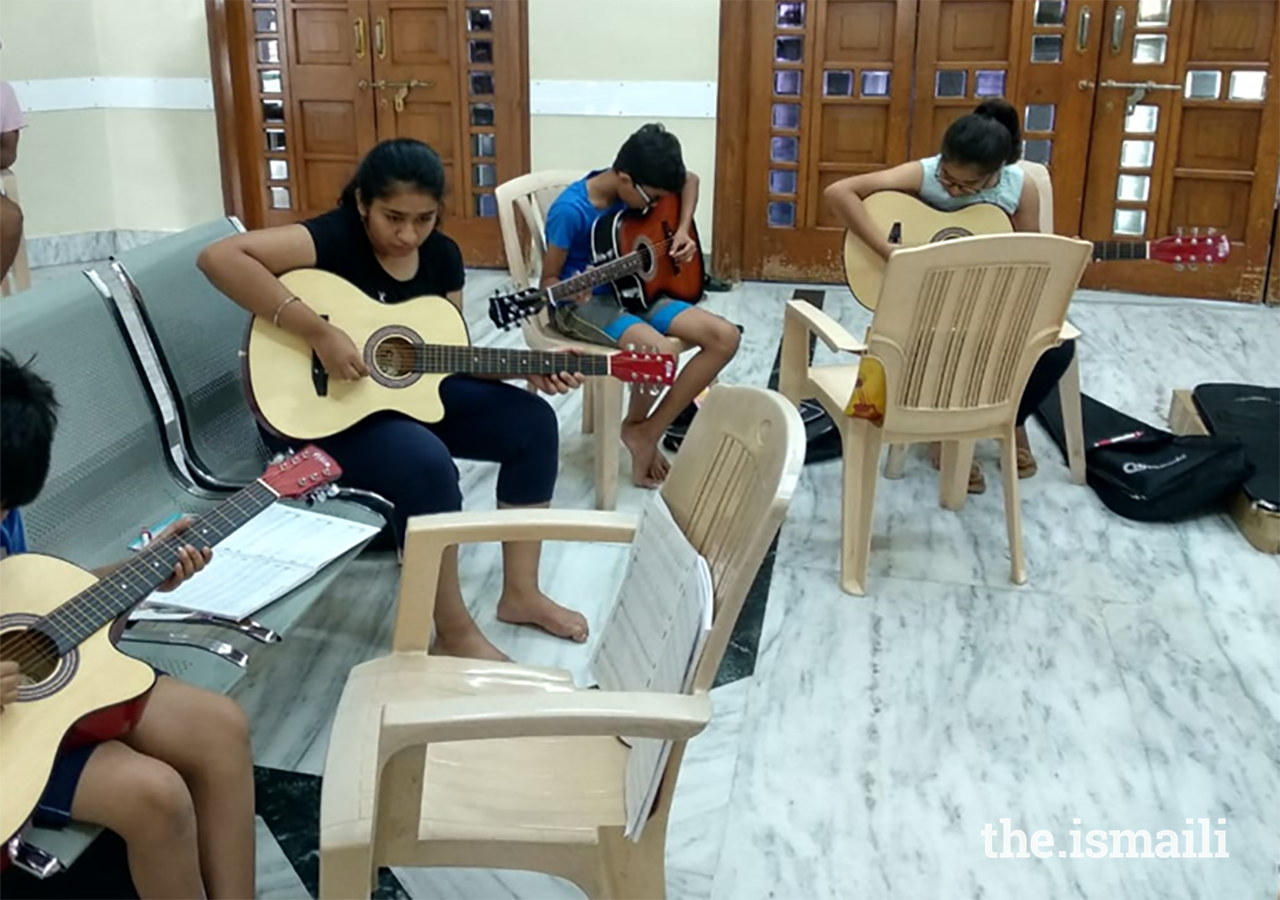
[1035,384,1252,522]
[1192,383,1280,512]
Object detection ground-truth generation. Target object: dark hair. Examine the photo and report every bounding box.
[941,99,1022,171]
[339,138,447,209]
[1,350,60,510]
[613,123,687,193]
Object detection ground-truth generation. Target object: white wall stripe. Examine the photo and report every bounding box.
[12,77,215,112]
[10,77,719,118]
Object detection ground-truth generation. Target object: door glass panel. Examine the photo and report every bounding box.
[1116,174,1150,202]
[261,100,285,123]
[1185,71,1222,99]
[1125,104,1159,133]
[472,133,496,158]
[975,70,1006,97]
[1114,209,1146,235]
[470,72,495,96]
[469,40,493,64]
[774,70,802,95]
[769,169,797,195]
[1031,35,1063,62]
[473,164,497,188]
[475,194,498,217]
[1228,71,1267,101]
[777,1,805,27]
[824,70,854,96]
[935,70,966,97]
[265,129,286,152]
[1023,139,1052,165]
[861,71,890,96]
[772,103,801,129]
[1025,104,1056,132]
[1034,0,1066,25]
[268,159,288,181]
[470,103,496,126]
[1136,0,1171,26]
[254,8,278,32]
[1132,35,1167,65]
[771,136,799,163]
[467,8,493,31]
[1120,139,1155,168]
[768,201,796,227]
[776,36,803,62]
[260,70,282,94]
[270,186,291,210]
[256,39,279,64]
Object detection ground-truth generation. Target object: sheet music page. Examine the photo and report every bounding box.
[589,493,713,840]
[129,505,380,622]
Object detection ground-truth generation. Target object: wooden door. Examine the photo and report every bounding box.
[908,0,1105,235]
[1077,0,1279,301]
[368,0,527,265]
[734,0,918,282]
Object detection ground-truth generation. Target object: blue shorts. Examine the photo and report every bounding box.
[33,743,98,829]
[552,293,692,347]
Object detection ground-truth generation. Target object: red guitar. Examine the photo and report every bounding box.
[0,447,342,871]
[490,192,704,330]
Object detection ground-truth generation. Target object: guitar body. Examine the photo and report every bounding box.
[590,192,705,312]
[246,269,470,440]
[844,192,1012,311]
[0,554,156,845]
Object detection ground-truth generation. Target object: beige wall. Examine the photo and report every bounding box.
[1,0,221,239]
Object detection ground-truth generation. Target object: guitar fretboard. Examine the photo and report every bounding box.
[1092,241,1149,262]
[545,252,647,304]
[39,481,278,653]
[402,345,613,377]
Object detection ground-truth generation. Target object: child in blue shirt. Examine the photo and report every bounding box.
[0,351,255,899]
[542,124,741,489]
[824,99,1076,492]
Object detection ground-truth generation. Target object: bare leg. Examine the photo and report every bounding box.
[619,309,739,488]
[1014,425,1037,477]
[0,195,23,283]
[624,376,669,487]
[495,500,589,642]
[122,678,255,900]
[71,741,206,900]
[431,544,510,660]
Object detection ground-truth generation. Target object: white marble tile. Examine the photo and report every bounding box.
[713,566,1279,900]
[256,816,311,900]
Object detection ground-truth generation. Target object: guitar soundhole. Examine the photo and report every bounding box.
[0,623,66,697]
[373,335,416,379]
[633,235,657,280]
[932,226,975,243]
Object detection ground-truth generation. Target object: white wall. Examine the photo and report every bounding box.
[0,0,722,244]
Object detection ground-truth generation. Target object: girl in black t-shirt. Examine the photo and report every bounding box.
[199,139,587,660]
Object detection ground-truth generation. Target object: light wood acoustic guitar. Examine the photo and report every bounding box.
[0,447,341,857]
[489,191,703,330]
[244,270,677,441]
[844,191,1233,311]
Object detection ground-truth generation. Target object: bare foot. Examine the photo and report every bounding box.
[497,590,589,643]
[621,421,667,489]
[432,626,511,661]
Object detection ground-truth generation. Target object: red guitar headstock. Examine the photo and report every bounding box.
[259,445,343,499]
[1148,230,1232,266]
[607,350,677,386]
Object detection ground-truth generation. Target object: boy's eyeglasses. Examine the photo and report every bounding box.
[633,182,655,208]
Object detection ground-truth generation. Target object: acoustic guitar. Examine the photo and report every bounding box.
[244,270,677,441]
[489,191,704,330]
[0,447,341,855]
[844,192,1233,310]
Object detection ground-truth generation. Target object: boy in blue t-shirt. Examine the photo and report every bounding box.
[0,351,255,899]
[541,123,740,489]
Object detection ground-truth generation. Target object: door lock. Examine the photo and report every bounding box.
[1098,79,1182,116]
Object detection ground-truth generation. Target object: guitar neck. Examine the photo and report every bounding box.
[408,345,613,378]
[546,252,645,304]
[1092,240,1149,262]
[40,481,279,653]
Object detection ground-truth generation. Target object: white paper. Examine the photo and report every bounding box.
[129,505,380,622]
[589,494,713,840]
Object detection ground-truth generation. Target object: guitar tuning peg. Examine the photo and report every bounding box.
[1188,261,1198,272]
[1174,263,1184,272]
[1176,226,1183,240]
[1206,227,1217,236]
[1192,226,1200,238]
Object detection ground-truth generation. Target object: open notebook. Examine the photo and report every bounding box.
[590,493,713,841]
[129,505,381,622]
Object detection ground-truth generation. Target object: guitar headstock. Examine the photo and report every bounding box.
[1149,228,1232,267]
[608,349,677,387]
[488,287,547,331]
[259,445,343,499]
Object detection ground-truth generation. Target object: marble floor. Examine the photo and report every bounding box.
[17,261,1280,899]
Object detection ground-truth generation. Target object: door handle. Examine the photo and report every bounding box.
[375,16,386,59]
[1110,6,1126,55]
[353,17,366,59]
[369,79,435,90]
[1077,6,1090,53]
[1098,79,1182,90]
